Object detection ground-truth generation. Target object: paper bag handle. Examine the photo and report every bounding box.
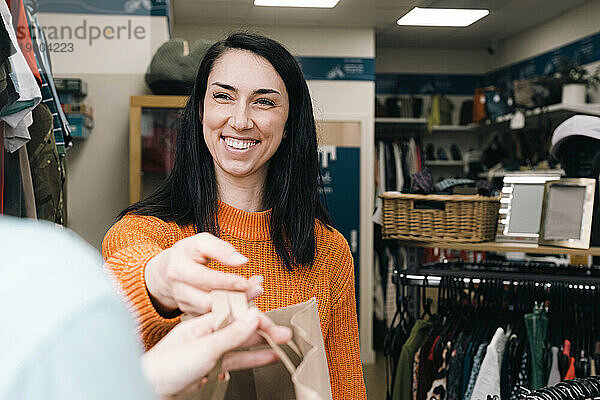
[209,290,299,375]
[180,291,304,400]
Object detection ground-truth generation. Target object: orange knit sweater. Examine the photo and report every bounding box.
[102,201,366,400]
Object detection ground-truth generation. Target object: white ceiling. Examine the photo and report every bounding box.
[172,0,592,50]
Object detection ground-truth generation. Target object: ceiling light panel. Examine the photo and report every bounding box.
[397,7,489,27]
[254,0,340,8]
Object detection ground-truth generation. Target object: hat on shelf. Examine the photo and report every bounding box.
[550,115,600,157]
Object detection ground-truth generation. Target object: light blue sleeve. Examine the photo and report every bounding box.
[1,295,157,400]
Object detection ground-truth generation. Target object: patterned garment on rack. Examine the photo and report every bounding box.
[464,342,489,400]
[426,341,451,400]
[509,347,530,400]
[446,333,465,400]
[413,347,421,400]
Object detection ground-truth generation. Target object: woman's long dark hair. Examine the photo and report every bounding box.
[120,32,332,270]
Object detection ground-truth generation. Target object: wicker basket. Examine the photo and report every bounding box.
[380,192,500,242]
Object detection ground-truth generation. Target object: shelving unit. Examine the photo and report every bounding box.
[374,117,426,124]
[478,169,565,179]
[430,124,478,133]
[129,95,188,204]
[396,240,600,256]
[424,160,464,167]
[377,103,600,131]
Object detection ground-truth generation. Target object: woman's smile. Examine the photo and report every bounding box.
[221,135,260,153]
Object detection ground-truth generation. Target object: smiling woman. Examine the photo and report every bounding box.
[102,33,367,400]
[203,49,289,186]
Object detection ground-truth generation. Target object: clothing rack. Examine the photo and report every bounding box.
[386,261,600,400]
[395,269,600,290]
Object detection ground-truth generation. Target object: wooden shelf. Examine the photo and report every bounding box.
[430,124,478,133]
[396,240,600,256]
[375,117,426,124]
[424,160,464,166]
[477,169,565,179]
[130,95,188,108]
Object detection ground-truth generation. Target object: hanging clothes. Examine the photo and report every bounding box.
[3,147,22,216]
[24,0,71,153]
[373,254,385,322]
[385,247,405,327]
[8,0,41,83]
[406,138,419,178]
[391,141,404,191]
[0,121,3,212]
[425,341,451,400]
[0,14,18,114]
[393,319,432,400]
[525,305,548,389]
[0,0,41,153]
[464,341,488,400]
[388,263,600,399]
[18,144,35,218]
[471,327,509,400]
[547,346,561,387]
[26,103,60,222]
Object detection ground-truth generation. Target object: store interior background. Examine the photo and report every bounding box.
[35,0,600,395]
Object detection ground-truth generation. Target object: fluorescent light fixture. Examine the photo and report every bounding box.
[254,0,340,8]
[397,7,489,27]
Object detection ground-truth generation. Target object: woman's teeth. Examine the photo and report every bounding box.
[223,137,258,150]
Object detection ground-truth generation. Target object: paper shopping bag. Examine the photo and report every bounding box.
[180,294,332,400]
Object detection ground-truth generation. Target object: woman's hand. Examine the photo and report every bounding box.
[141,308,292,399]
[145,233,262,317]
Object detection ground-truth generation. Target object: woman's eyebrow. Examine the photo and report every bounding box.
[211,82,236,92]
[253,88,281,96]
[211,82,280,96]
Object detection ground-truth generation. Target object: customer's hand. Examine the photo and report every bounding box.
[145,233,262,317]
[141,307,292,399]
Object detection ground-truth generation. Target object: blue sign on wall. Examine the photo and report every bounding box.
[376,73,483,95]
[377,30,600,95]
[38,0,169,16]
[319,145,361,316]
[297,57,375,81]
[486,32,600,89]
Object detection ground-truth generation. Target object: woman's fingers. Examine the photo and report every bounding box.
[177,262,260,294]
[176,313,216,339]
[238,314,293,348]
[247,275,264,300]
[221,349,280,372]
[189,233,248,267]
[200,309,261,356]
[175,285,214,316]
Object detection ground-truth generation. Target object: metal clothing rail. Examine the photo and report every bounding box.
[396,268,600,290]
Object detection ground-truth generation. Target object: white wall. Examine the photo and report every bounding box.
[173,25,374,58]
[490,0,600,71]
[174,23,376,364]
[37,13,170,249]
[376,47,488,74]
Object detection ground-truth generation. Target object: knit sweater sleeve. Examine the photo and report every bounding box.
[325,236,367,400]
[102,215,182,350]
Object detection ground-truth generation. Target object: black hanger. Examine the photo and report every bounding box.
[420,275,433,320]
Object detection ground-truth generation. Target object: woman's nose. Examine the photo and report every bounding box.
[228,104,254,130]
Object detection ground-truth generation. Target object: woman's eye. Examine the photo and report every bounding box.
[256,98,275,107]
[213,93,232,101]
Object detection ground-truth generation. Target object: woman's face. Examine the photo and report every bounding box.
[202,49,290,181]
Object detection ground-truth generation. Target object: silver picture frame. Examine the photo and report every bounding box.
[538,178,596,249]
[496,173,562,244]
